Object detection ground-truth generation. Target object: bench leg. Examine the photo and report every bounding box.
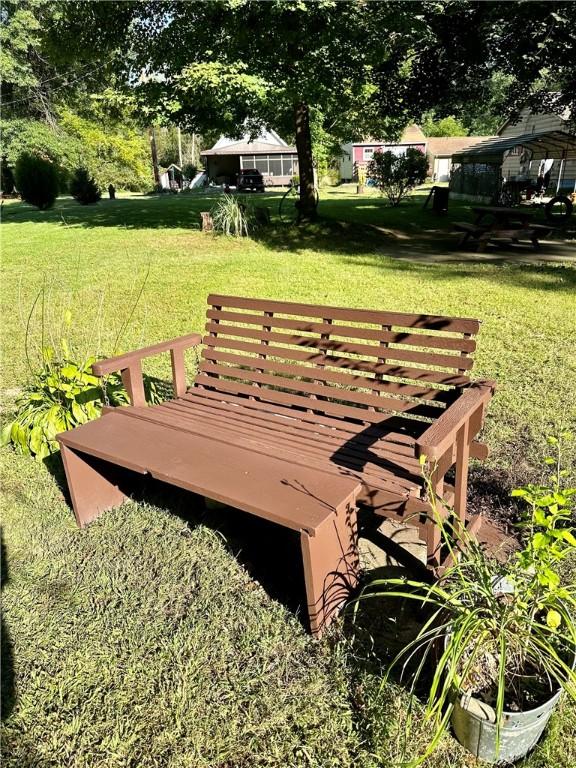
[300,503,359,637]
[60,444,129,528]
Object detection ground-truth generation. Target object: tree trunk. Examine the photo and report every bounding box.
[149,126,160,187]
[294,102,317,222]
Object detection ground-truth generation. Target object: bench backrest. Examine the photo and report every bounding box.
[195,295,480,426]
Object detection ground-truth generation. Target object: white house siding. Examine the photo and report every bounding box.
[500,108,576,193]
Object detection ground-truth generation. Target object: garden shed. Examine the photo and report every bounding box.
[450,130,576,202]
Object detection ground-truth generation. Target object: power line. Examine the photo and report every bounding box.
[1,56,115,108]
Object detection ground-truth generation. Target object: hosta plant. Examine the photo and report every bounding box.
[354,434,576,765]
[2,345,159,461]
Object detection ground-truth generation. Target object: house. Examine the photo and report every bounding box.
[450,105,576,202]
[427,136,493,181]
[339,126,493,182]
[200,129,299,187]
[339,124,427,181]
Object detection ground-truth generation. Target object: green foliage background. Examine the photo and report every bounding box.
[1,110,153,192]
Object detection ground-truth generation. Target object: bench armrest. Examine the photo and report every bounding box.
[416,380,495,460]
[92,333,202,406]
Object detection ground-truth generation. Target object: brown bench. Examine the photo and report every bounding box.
[57,295,495,636]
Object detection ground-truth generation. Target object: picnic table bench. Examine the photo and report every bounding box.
[57,295,495,636]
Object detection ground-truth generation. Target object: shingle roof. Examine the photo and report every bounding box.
[426,136,494,158]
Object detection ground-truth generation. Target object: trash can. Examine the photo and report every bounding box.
[432,185,449,214]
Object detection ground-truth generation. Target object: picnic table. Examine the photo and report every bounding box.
[454,206,552,252]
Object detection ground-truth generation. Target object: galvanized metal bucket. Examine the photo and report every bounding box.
[451,687,562,765]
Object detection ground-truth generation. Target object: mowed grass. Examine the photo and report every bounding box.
[1,190,575,767]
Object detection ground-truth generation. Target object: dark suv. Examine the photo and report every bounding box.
[237,169,265,192]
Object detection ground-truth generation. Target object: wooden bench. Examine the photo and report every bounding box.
[57,295,495,636]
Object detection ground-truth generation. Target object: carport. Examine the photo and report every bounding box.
[450,130,576,202]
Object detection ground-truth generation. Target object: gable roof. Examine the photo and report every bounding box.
[400,124,427,143]
[426,136,494,158]
[203,128,295,156]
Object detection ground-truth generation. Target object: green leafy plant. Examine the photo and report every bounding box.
[353,434,576,765]
[1,343,161,461]
[14,152,59,210]
[69,167,101,204]
[367,147,428,206]
[211,194,254,236]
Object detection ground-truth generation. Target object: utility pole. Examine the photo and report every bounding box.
[177,125,183,167]
[149,126,160,186]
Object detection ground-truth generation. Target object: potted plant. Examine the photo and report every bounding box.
[355,435,576,765]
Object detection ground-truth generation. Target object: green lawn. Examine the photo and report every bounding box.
[1,189,575,767]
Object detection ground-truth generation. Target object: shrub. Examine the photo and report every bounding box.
[367,147,428,206]
[182,162,198,180]
[70,167,101,205]
[211,194,254,236]
[1,346,161,461]
[14,152,59,209]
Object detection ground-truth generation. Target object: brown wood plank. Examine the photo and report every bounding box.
[206,309,477,353]
[58,413,359,534]
[156,400,423,485]
[204,323,474,372]
[195,366,442,419]
[193,375,434,426]
[207,295,481,335]
[120,404,420,497]
[201,350,456,404]
[184,387,424,443]
[202,337,471,387]
[176,394,420,461]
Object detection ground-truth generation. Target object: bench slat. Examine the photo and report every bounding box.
[208,294,481,335]
[184,387,424,441]
[125,404,419,497]
[204,323,475,372]
[206,309,477,353]
[193,376,434,426]
[202,336,471,387]
[201,350,455,404]
[162,399,422,474]
[197,365,442,418]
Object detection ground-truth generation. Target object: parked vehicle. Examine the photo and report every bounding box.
[237,169,265,192]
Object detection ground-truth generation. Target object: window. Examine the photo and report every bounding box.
[254,157,269,174]
[268,157,282,176]
[282,155,298,175]
[240,155,256,169]
[363,147,375,160]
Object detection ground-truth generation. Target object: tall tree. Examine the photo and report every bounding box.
[128,0,575,219]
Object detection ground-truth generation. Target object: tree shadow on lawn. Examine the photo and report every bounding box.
[0,192,282,231]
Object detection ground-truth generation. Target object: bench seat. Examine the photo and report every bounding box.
[57,294,496,636]
[58,410,360,635]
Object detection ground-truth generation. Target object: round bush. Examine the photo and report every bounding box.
[69,167,101,205]
[14,152,59,210]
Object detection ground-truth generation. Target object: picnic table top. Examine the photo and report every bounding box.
[472,205,535,218]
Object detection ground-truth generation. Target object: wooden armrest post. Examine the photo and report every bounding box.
[92,332,202,408]
[170,347,187,398]
[121,361,146,408]
[454,420,470,529]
